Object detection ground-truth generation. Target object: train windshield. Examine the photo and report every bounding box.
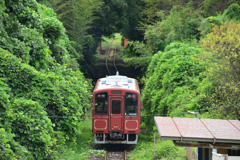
[125,92,138,115]
[95,92,108,115]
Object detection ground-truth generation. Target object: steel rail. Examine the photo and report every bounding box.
[105,149,126,160]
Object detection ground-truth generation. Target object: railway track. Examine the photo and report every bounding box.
[104,144,127,160]
[105,149,127,160]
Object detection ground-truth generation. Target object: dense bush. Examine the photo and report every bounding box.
[199,21,240,119]
[199,3,240,37]
[0,128,31,159]
[142,42,206,130]
[0,0,79,70]
[0,48,91,140]
[145,6,202,53]
[6,99,57,159]
[0,79,32,159]
[223,3,240,21]
[0,0,91,158]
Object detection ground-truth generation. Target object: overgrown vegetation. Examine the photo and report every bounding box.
[0,0,91,158]
[58,114,105,160]
[1,0,240,159]
[139,2,240,132]
[199,21,240,119]
[128,133,186,160]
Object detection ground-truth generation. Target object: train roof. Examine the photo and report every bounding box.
[95,74,138,91]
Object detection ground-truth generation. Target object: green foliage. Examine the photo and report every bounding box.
[6,99,57,159]
[0,1,75,70]
[0,128,31,160]
[0,47,91,158]
[50,0,102,77]
[128,134,185,160]
[0,48,91,139]
[199,3,240,37]
[124,40,153,58]
[38,4,79,65]
[198,14,226,37]
[94,0,145,41]
[0,80,32,159]
[58,115,105,159]
[202,0,240,16]
[101,33,122,50]
[199,21,240,119]
[142,42,206,131]
[137,0,189,32]
[145,5,202,53]
[223,3,240,21]
[53,0,102,46]
[0,0,92,158]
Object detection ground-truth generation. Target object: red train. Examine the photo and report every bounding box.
[92,72,142,144]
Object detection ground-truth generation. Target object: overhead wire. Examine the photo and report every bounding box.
[113,46,118,72]
[105,40,114,76]
[1,103,239,119]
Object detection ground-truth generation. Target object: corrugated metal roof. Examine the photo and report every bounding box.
[154,117,240,144]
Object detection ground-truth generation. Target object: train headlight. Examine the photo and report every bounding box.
[97,94,105,98]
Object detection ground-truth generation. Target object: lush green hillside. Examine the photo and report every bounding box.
[1,0,240,159]
[0,0,91,159]
[139,3,240,131]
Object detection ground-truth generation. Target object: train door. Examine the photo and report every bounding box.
[109,98,123,131]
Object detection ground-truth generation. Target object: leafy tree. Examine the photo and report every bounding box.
[202,0,240,16]
[223,3,240,21]
[6,99,57,159]
[0,48,91,141]
[0,80,32,159]
[141,42,206,131]
[93,0,145,41]
[200,21,240,119]
[0,0,92,157]
[0,0,78,70]
[0,128,31,159]
[144,5,202,53]
[199,3,240,38]
[53,0,102,47]
[137,0,175,32]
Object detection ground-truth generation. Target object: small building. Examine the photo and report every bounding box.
[154,117,240,160]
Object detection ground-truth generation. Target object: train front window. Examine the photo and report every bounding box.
[112,100,121,114]
[95,92,108,115]
[125,92,138,115]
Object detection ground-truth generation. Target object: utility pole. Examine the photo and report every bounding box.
[187,111,199,160]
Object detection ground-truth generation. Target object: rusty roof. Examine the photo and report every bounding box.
[154,117,240,144]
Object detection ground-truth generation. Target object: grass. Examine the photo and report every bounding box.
[57,110,187,160]
[58,112,105,160]
[127,133,186,160]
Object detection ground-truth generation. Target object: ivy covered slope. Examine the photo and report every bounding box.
[141,3,240,131]
[141,42,207,130]
[0,0,91,159]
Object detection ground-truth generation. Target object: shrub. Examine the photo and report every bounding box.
[0,79,33,159]
[6,99,56,159]
[223,3,240,21]
[199,21,240,119]
[0,128,32,159]
[0,48,91,142]
[145,6,202,53]
[142,42,206,131]
[199,4,240,38]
